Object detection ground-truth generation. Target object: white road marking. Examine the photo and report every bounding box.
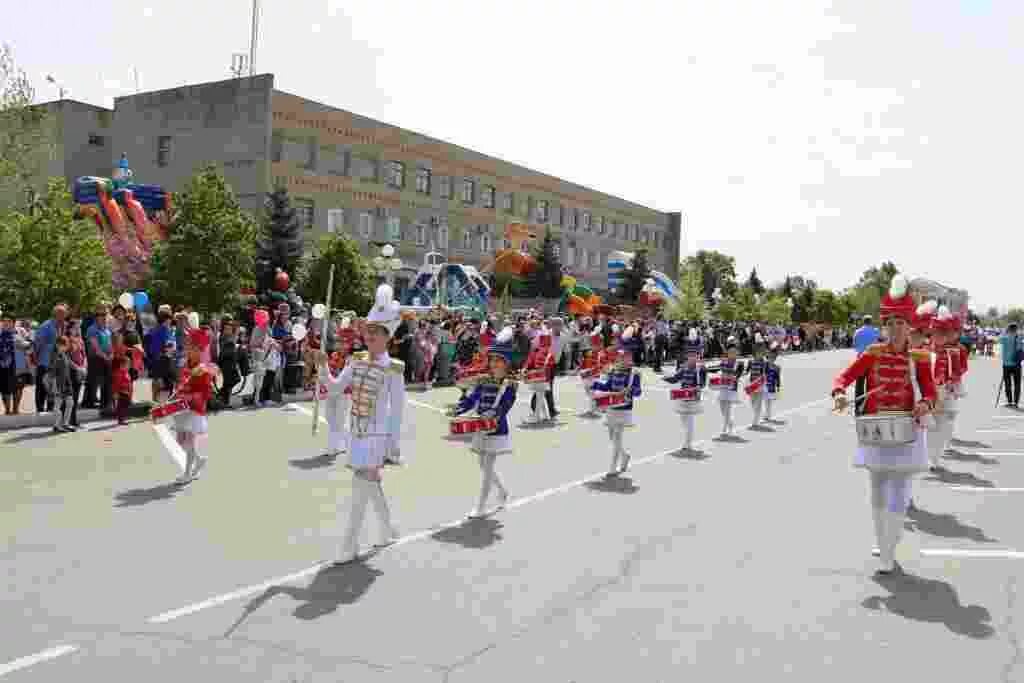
[947,487,1024,493]
[950,451,1024,457]
[920,549,1024,560]
[991,416,1024,420]
[145,392,834,625]
[975,430,1024,435]
[0,645,79,677]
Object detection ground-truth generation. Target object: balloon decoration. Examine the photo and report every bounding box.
[291,323,308,342]
[118,292,135,309]
[558,277,604,316]
[274,270,291,292]
[253,309,270,329]
[133,291,149,310]
[638,278,664,307]
[311,303,327,320]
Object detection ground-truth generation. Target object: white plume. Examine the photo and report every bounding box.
[495,325,515,345]
[917,300,938,316]
[755,332,764,344]
[375,284,394,309]
[889,273,909,298]
[612,323,620,334]
[340,317,351,329]
[937,305,951,319]
[688,328,698,342]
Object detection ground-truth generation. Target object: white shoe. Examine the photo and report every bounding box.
[374,529,401,548]
[619,453,631,472]
[467,507,489,519]
[495,491,509,511]
[333,551,358,565]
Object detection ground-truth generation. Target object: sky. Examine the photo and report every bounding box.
[5,0,1022,311]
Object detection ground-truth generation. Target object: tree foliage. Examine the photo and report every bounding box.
[526,226,563,298]
[0,44,55,212]
[255,187,305,293]
[713,296,739,322]
[682,250,737,302]
[147,165,257,316]
[298,233,374,317]
[745,267,764,295]
[0,178,112,319]
[760,296,792,325]
[665,266,705,321]
[619,247,651,303]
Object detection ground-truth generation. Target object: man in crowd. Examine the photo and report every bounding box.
[852,315,880,415]
[999,323,1022,408]
[32,304,68,413]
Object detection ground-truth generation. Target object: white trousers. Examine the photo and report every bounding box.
[606,425,626,472]
[869,471,912,571]
[680,414,696,448]
[719,401,735,434]
[750,393,764,424]
[324,395,350,454]
[927,414,954,468]
[475,453,508,514]
[339,471,398,560]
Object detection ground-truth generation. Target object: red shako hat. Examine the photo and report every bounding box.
[914,300,938,331]
[879,273,916,321]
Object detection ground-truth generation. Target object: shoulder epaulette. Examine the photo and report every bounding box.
[866,343,886,355]
[389,358,405,374]
[353,351,369,361]
[910,348,931,362]
[503,378,519,390]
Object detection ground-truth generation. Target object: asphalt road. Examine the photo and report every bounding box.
[2,350,1022,682]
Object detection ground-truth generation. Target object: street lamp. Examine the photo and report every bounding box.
[373,243,403,287]
[46,75,66,99]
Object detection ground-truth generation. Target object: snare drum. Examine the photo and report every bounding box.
[744,377,765,396]
[594,392,627,410]
[151,398,190,422]
[671,387,698,401]
[855,412,917,447]
[524,368,548,384]
[449,416,498,435]
[709,375,727,390]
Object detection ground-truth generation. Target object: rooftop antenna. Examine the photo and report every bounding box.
[230,53,248,79]
[249,0,260,76]
[133,67,140,93]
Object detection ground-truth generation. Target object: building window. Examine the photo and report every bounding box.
[462,230,472,250]
[439,176,452,199]
[438,223,449,248]
[552,244,561,259]
[157,136,172,167]
[582,212,592,231]
[565,246,576,266]
[653,232,660,248]
[503,192,514,212]
[294,199,315,231]
[482,185,496,208]
[386,216,401,241]
[503,238,512,250]
[480,233,492,253]
[385,161,404,188]
[461,179,475,204]
[327,208,344,233]
[415,224,426,245]
[519,240,529,253]
[555,204,563,226]
[568,209,577,230]
[415,168,431,194]
[359,212,372,238]
[597,217,605,235]
[537,200,549,222]
[88,134,105,147]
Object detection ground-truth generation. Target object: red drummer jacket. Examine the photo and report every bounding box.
[833,343,937,414]
[177,363,214,416]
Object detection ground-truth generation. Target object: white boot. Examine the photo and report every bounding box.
[870,506,885,559]
[337,474,372,563]
[367,478,399,547]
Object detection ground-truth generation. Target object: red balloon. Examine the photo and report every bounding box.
[274,271,290,291]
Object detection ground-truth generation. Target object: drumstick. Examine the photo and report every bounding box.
[831,386,884,415]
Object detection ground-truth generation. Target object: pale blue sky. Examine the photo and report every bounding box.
[5,0,1021,310]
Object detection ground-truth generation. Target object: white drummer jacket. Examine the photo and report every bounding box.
[322,351,405,468]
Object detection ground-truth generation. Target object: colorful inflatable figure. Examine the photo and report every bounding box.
[73,154,171,292]
[557,275,603,316]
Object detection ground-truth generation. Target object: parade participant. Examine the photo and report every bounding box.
[746,334,768,427]
[591,325,643,476]
[930,306,962,464]
[524,324,556,423]
[317,317,355,459]
[663,329,706,452]
[329,284,405,565]
[578,332,604,416]
[707,338,746,437]
[174,328,216,483]
[764,342,782,422]
[831,274,936,575]
[451,326,517,518]
[949,313,970,441]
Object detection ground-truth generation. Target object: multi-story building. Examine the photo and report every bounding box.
[26,100,115,195]
[60,74,682,299]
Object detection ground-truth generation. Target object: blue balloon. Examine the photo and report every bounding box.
[133,291,149,309]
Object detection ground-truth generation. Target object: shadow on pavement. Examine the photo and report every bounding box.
[3,429,65,445]
[288,453,337,470]
[585,475,639,494]
[670,448,711,460]
[863,572,995,639]
[949,439,991,449]
[748,424,775,433]
[114,482,186,507]
[943,449,999,466]
[430,517,503,549]
[713,434,749,444]
[906,506,999,544]
[924,469,995,488]
[226,561,383,635]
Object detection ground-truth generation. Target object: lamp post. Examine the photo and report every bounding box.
[373,243,403,288]
[46,75,66,99]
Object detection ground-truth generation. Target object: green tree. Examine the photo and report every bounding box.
[147,165,257,316]
[745,267,764,295]
[735,286,760,320]
[760,296,792,325]
[665,266,706,321]
[713,296,740,322]
[682,249,737,302]
[1007,308,1024,326]
[526,226,563,298]
[255,187,305,294]
[0,44,55,212]
[857,261,899,299]
[0,178,111,319]
[619,247,651,303]
[298,233,374,317]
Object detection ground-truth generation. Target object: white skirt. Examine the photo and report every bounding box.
[718,389,741,404]
[674,400,703,415]
[854,428,929,473]
[471,431,513,456]
[765,390,779,403]
[173,411,208,434]
[604,409,634,428]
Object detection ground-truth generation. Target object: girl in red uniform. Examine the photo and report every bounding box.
[832,274,937,575]
[174,329,215,483]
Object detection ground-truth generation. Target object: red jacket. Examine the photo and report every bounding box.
[931,343,955,387]
[111,345,137,397]
[177,363,214,416]
[955,345,969,382]
[833,343,937,414]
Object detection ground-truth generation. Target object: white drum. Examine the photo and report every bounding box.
[855,413,917,447]
[940,387,959,415]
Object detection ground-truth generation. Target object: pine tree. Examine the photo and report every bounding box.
[298,233,374,318]
[746,267,764,295]
[527,226,563,298]
[619,247,651,303]
[255,187,304,294]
